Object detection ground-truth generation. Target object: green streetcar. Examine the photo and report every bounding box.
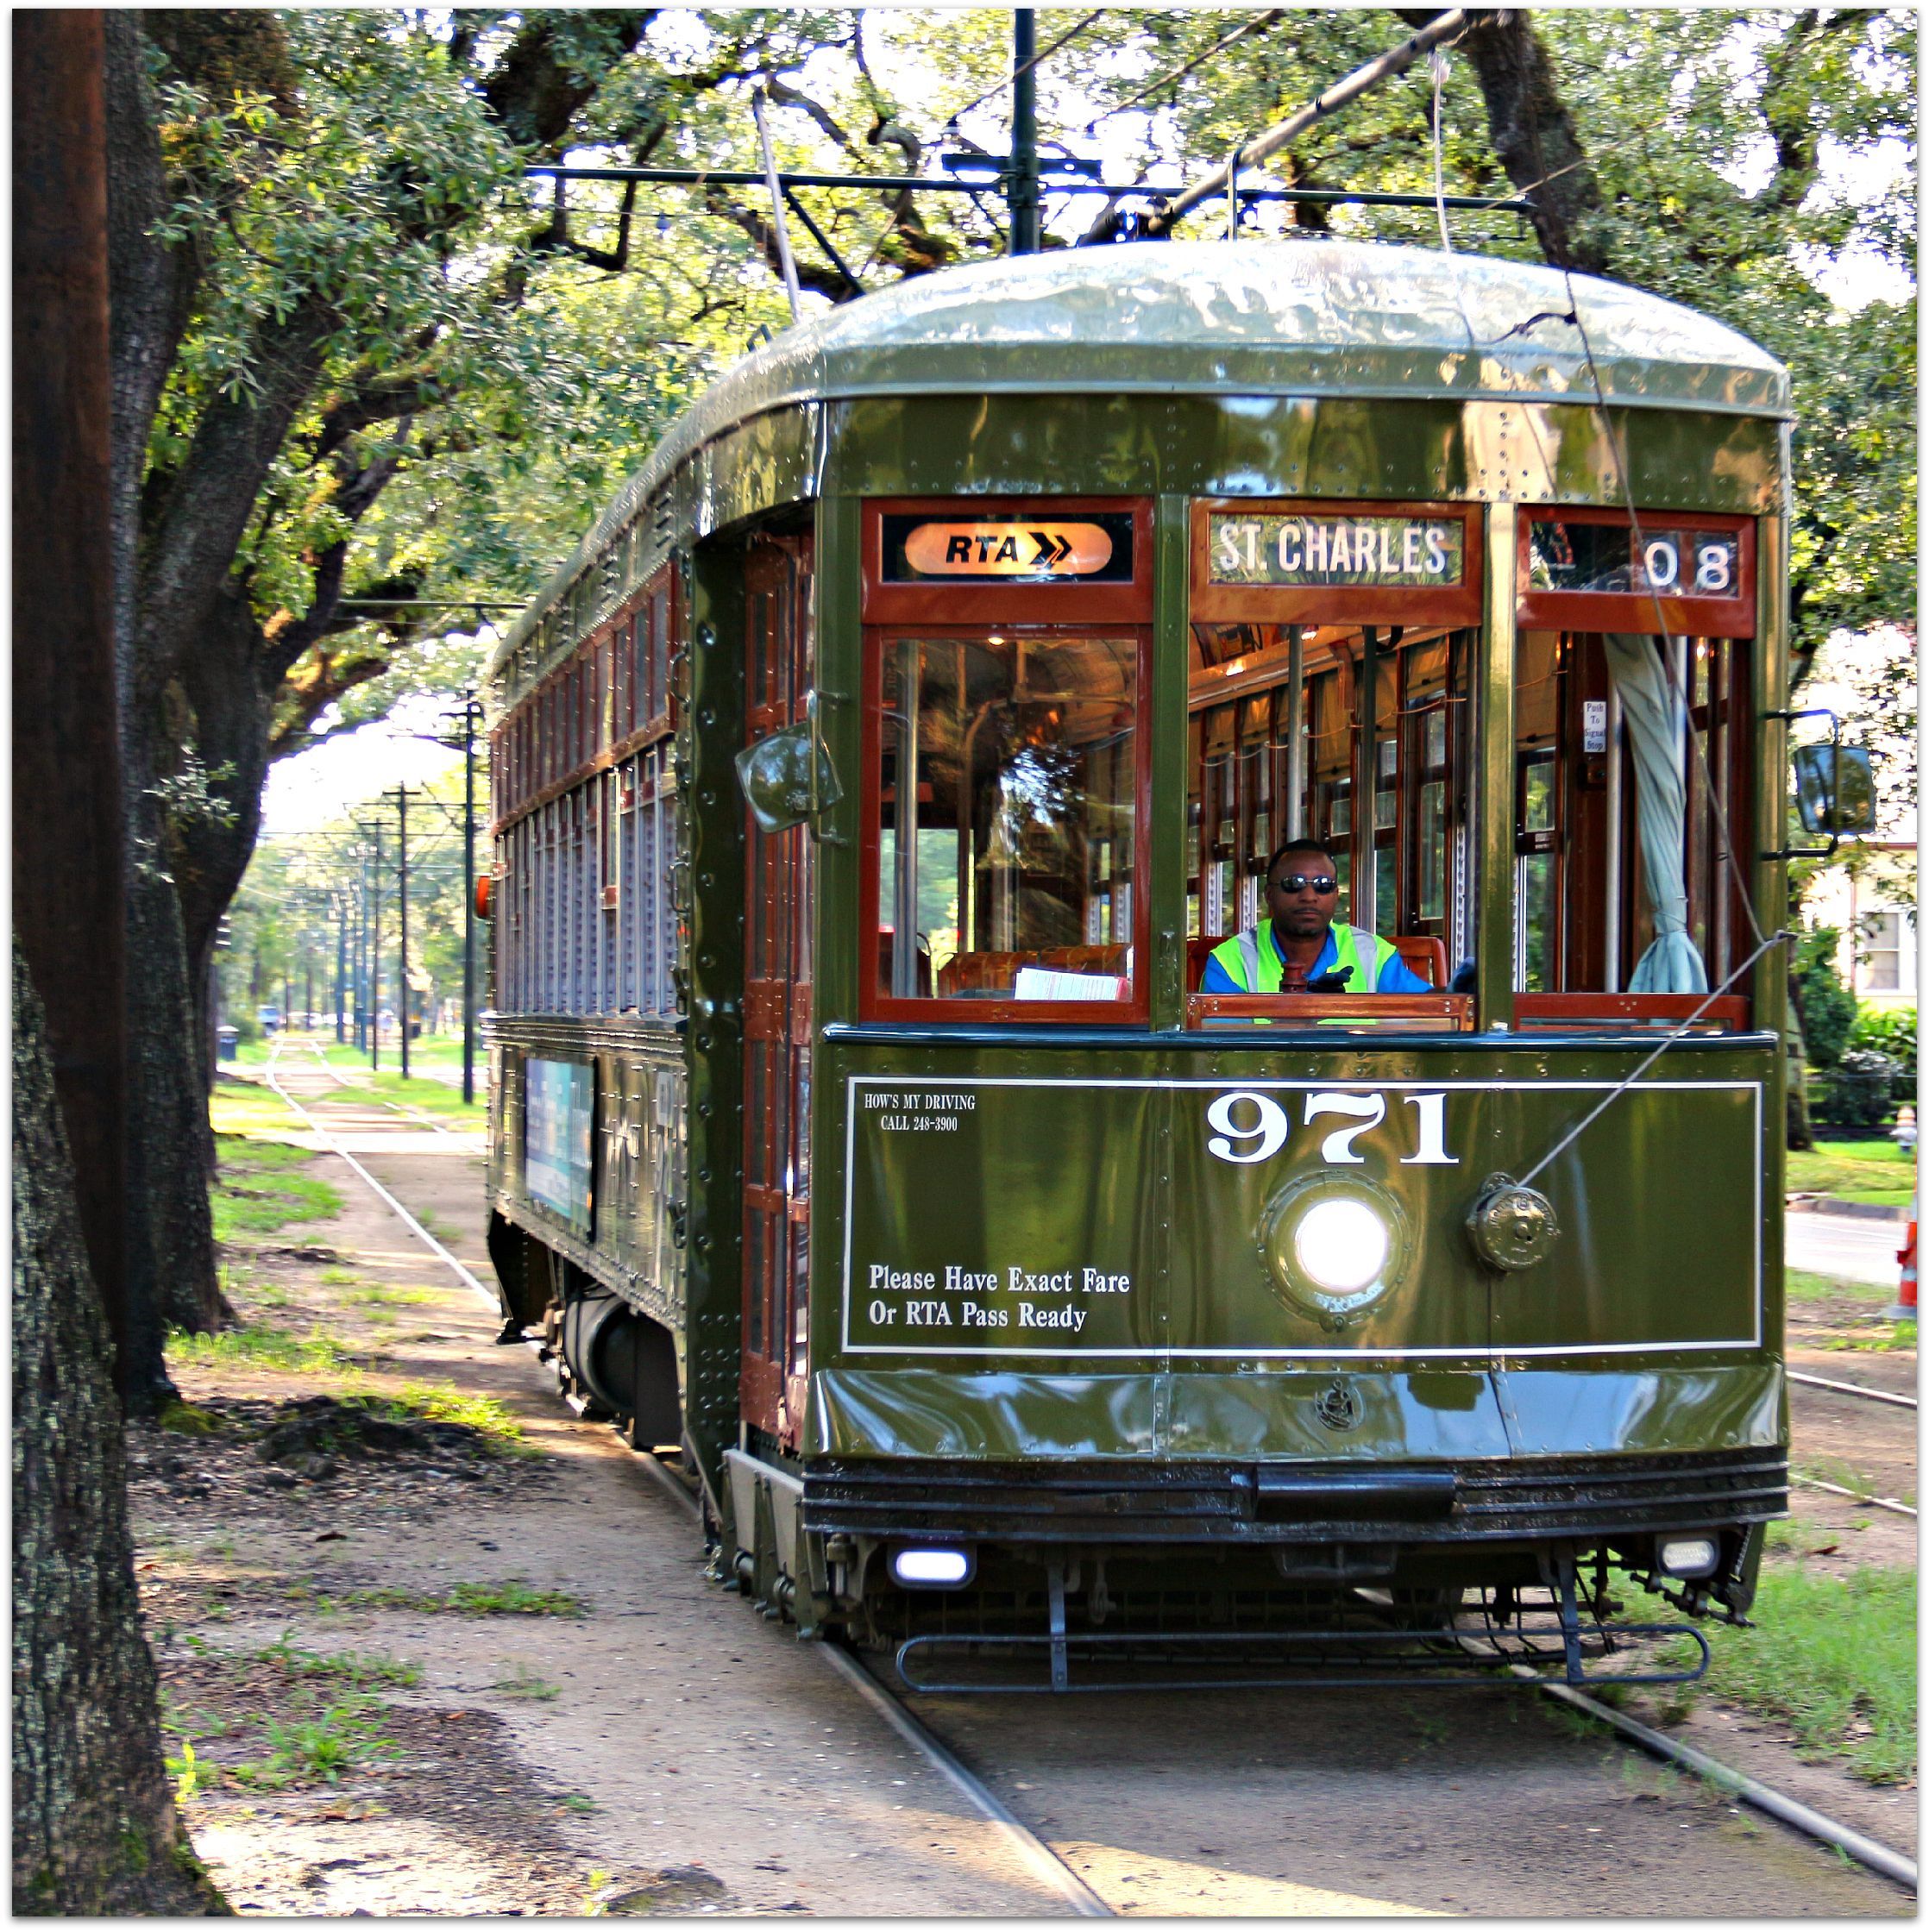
[479,240,1852,1690]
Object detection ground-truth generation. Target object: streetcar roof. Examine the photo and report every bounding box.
[487,240,1786,684]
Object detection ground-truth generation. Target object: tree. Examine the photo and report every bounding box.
[12,947,223,1915]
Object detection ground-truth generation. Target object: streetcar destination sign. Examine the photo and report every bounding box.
[1210,512,1465,588]
[882,510,1135,583]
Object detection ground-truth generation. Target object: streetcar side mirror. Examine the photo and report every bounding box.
[1792,743,1876,837]
[735,696,843,834]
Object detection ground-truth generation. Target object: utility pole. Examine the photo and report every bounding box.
[368,819,383,1070]
[334,891,348,1044]
[459,688,481,1106]
[1008,9,1040,254]
[394,784,412,1080]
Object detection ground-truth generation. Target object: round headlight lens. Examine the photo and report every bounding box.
[1293,1197,1390,1294]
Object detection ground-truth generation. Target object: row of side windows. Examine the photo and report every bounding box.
[494,740,680,1019]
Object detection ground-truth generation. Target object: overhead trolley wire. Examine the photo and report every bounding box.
[1083,9,1287,128]
[941,9,1105,128]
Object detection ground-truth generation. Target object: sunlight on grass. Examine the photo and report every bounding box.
[211,1137,342,1241]
[167,1321,355,1377]
[1787,1138,1916,1205]
[1687,1566,1915,1783]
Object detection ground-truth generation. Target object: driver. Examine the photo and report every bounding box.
[1202,838,1435,994]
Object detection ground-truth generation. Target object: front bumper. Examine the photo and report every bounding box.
[800,1447,1788,1546]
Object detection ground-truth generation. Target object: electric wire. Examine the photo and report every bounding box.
[941,10,1105,128]
[1083,10,1286,128]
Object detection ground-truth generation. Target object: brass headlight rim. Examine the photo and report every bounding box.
[1258,1172,1412,1328]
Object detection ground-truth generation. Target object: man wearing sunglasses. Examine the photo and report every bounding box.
[1201,838,1435,995]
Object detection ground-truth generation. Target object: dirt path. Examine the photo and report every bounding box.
[146,1070,1911,1916]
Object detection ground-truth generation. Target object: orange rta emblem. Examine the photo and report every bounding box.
[902,520,1115,577]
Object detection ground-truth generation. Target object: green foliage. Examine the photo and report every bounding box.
[1813,1048,1904,1128]
[1850,1006,1918,1088]
[493,1664,562,1701]
[1792,927,1858,1068]
[359,1383,528,1449]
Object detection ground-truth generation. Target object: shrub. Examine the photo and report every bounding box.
[1811,1048,1903,1129]
[1792,927,1857,1069]
[1850,1005,1917,1095]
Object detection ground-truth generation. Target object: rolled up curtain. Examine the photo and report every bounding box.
[1603,633,1707,994]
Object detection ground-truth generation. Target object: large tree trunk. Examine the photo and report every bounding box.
[1412,9,1609,273]
[11,944,226,1916]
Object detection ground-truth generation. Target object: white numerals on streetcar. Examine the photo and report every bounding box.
[1205,1089,1460,1168]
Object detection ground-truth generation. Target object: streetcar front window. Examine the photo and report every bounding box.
[873,629,1143,1014]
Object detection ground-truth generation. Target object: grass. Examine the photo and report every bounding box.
[344,1283,436,1305]
[167,1320,355,1377]
[365,1383,527,1450]
[326,1578,584,1617]
[493,1664,561,1701]
[1787,1136,1916,1207]
[249,1635,421,1688]
[208,1080,310,1138]
[1677,1565,1916,1784]
[211,1136,342,1241]
[316,1051,487,1122]
[1822,1320,1917,1352]
[241,1697,401,1789]
[1785,1268,1894,1307]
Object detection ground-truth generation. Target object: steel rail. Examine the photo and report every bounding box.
[1788,1369,1917,1410]
[1792,1475,1917,1519]
[1515,1667,1917,1891]
[626,1448,1112,1916]
[261,1048,500,1313]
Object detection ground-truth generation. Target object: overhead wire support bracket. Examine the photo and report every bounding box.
[525,165,1528,216]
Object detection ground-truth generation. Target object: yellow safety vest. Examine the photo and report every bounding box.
[1208,923,1398,994]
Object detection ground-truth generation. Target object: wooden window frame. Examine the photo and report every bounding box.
[858,619,1156,1027]
[1190,498,1484,629]
[1516,505,1757,639]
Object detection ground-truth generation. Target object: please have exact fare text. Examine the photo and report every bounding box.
[864,1264,1134,1332]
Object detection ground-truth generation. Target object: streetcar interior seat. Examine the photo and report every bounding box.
[936,944,1129,1000]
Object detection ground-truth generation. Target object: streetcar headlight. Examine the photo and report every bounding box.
[889,1546,973,1589]
[1293,1198,1391,1295]
[1658,1535,1720,1578]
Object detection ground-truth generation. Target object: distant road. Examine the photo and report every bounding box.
[1786,1208,1909,1288]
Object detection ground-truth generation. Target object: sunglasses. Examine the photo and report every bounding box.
[1271,873,1337,894]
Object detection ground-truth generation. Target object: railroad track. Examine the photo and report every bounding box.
[1788,1368,1916,1411]
[252,1038,1915,1902]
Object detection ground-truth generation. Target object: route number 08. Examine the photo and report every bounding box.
[1205,1089,1459,1167]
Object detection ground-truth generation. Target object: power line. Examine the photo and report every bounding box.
[941,9,1104,128]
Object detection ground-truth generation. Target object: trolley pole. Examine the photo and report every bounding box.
[394,784,412,1081]
[1009,9,1040,254]
[460,688,479,1107]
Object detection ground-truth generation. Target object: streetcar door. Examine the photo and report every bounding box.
[741,535,814,1448]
